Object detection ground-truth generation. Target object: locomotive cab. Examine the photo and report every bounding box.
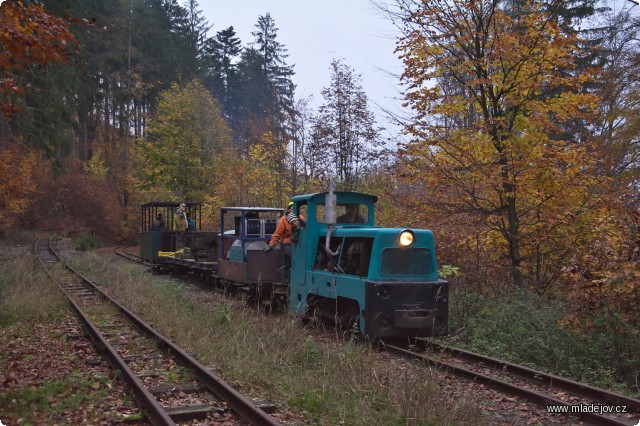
[288,191,448,339]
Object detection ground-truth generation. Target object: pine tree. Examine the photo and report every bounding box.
[203,26,243,123]
[164,0,211,79]
[251,13,295,121]
[238,14,295,131]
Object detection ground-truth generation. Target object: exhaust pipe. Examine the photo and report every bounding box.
[325,178,340,257]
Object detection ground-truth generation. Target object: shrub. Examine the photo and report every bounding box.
[25,160,121,241]
[446,281,640,395]
[74,233,100,251]
[0,143,42,237]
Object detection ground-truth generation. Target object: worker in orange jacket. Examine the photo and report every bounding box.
[266,201,305,278]
[268,201,305,248]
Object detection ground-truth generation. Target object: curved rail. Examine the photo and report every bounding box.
[117,242,640,424]
[113,246,151,267]
[35,238,280,426]
[383,342,638,426]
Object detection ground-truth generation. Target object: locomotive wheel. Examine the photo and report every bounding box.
[335,299,360,334]
[307,297,360,335]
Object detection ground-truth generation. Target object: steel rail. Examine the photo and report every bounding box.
[35,239,176,425]
[418,339,640,413]
[61,283,177,425]
[37,238,281,426]
[111,241,639,425]
[113,247,150,266]
[383,343,632,426]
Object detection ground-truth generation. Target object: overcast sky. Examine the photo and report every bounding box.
[198,0,405,135]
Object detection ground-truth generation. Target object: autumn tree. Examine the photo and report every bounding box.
[289,96,325,194]
[135,79,232,201]
[25,158,122,239]
[590,5,640,189]
[562,4,640,322]
[0,0,78,234]
[0,0,75,120]
[0,143,39,236]
[396,0,603,287]
[310,59,382,190]
[244,131,292,206]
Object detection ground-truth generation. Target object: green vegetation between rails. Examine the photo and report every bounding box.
[0,374,111,421]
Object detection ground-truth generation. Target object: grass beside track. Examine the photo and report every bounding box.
[0,255,67,327]
[0,253,140,425]
[68,250,482,425]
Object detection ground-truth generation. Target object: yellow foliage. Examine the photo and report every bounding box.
[397,0,606,288]
[561,205,640,324]
[84,149,109,181]
[135,79,232,201]
[249,132,290,204]
[0,145,39,230]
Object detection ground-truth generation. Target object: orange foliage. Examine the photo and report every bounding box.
[561,204,640,326]
[0,0,77,117]
[26,160,121,241]
[0,142,39,236]
[396,0,603,288]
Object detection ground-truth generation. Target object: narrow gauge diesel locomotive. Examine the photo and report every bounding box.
[140,189,448,339]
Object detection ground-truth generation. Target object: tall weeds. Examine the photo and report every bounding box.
[0,257,66,326]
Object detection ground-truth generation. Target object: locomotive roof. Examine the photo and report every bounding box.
[141,201,201,207]
[291,191,378,204]
[221,207,284,212]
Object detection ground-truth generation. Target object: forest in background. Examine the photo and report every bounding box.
[0,0,638,393]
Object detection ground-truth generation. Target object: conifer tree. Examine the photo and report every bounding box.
[165,0,211,79]
[203,26,243,123]
[251,13,295,120]
[236,13,295,144]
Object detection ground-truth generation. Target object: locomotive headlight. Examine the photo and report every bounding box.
[399,230,414,246]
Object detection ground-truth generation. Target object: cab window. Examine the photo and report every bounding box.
[316,203,368,224]
[298,203,307,221]
[314,237,373,277]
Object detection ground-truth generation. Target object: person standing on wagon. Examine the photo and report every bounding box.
[174,202,188,249]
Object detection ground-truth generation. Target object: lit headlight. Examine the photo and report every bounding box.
[399,230,414,246]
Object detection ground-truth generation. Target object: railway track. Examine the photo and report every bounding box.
[34,238,281,426]
[382,339,640,425]
[113,246,151,267]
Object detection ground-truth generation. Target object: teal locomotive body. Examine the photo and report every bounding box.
[288,190,448,339]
